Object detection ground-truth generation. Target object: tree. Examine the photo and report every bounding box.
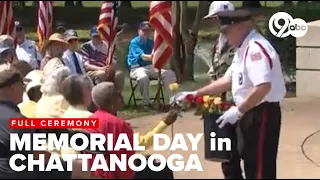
[283,1,293,6]
[171,1,207,82]
[242,1,261,8]
[121,1,132,8]
[65,1,75,7]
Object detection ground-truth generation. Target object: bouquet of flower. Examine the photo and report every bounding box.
[169,83,234,116]
[184,94,234,116]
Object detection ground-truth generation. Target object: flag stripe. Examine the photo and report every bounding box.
[149,1,174,69]
[0,1,16,40]
[38,1,53,49]
[98,1,119,66]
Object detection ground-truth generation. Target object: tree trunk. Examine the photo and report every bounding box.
[75,1,83,7]
[121,1,132,8]
[171,1,206,82]
[65,1,75,7]
[171,1,183,82]
[242,1,261,8]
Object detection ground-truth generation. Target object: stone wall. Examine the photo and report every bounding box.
[296,20,320,97]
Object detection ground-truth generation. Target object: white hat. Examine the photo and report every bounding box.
[23,70,43,93]
[203,1,235,20]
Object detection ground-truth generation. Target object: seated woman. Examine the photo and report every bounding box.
[40,33,68,81]
[83,82,179,179]
[36,67,71,118]
[61,74,93,118]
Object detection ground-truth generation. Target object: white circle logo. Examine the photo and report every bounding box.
[268,12,308,38]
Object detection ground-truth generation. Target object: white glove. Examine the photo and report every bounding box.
[216,106,243,128]
[170,91,197,105]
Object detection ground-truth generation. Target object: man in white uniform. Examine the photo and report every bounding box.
[15,21,42,69]
[173,10,286,179]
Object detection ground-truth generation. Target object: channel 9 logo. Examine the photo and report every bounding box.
[268,12,308,38]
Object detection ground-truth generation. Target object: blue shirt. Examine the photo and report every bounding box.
[127,36,153,68]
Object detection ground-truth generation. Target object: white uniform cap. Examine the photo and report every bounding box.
[203,1,235,20]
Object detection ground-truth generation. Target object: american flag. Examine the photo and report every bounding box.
[149,1,174,69]
[97,1,119,66]
[37,1,53,49]
[0,1,15,38]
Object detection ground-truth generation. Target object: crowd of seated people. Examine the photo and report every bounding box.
[0,20,179,179]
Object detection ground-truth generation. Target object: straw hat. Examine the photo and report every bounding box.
[42,33,69,51]
[23,70,43,94]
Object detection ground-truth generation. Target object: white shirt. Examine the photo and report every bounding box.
[62,49,86,75]
[16,39,42,69]
[224,30,286,106]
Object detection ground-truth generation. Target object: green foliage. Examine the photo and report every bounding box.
[263,4,320,73]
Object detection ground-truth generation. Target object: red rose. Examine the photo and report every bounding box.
[195,96,204,105]
[222,102,233,110]
[185,94,194,103]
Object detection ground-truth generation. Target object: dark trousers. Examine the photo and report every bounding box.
[222,102,282,179]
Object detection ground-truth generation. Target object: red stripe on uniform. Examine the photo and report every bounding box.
[257,105,268,179]
[254,41,273,70]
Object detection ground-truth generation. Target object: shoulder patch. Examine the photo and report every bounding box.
[250,52,262,61]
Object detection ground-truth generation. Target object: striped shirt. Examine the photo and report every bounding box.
[80,40,116,67]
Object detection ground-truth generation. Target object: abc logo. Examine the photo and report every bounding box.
[268,12,308,38]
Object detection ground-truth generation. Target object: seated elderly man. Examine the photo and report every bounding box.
[84,82,179,179]
[61,75,93,118]
[15,21,42,69]
[80,25,124,92]
[127,21,176,107]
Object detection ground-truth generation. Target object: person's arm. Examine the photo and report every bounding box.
[130,41,151,62]
[141,54,152,61]
[84,61,103,71]
[135,110,179,150]
[196,64,233,97]
[238,43,272,114]
[135,121,168,150]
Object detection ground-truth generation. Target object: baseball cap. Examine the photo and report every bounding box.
[0,35,14,49]
[56,21,66,31]
[0,41,14,54]
[138,21,152,30]
[203,1,235,20]
[0,70,22,88]
[15,21,24,32]
[90,25,100,37]
[216,10,252,32]
[64,29,79,41]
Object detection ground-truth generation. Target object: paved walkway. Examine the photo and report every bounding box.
[126,97,320,178]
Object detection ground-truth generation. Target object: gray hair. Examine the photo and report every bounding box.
[41,67,70,94]
[92,82,115,109]
[61,75,93,106]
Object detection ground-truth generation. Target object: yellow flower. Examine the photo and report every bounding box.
[169,83,179,92]
[203,95,211,103]
[203,103,209,108]
[214,97,222,105]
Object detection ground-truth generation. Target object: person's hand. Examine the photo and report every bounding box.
[170,91,197,105]
[216,106,243,128]
[163,109,180,125]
